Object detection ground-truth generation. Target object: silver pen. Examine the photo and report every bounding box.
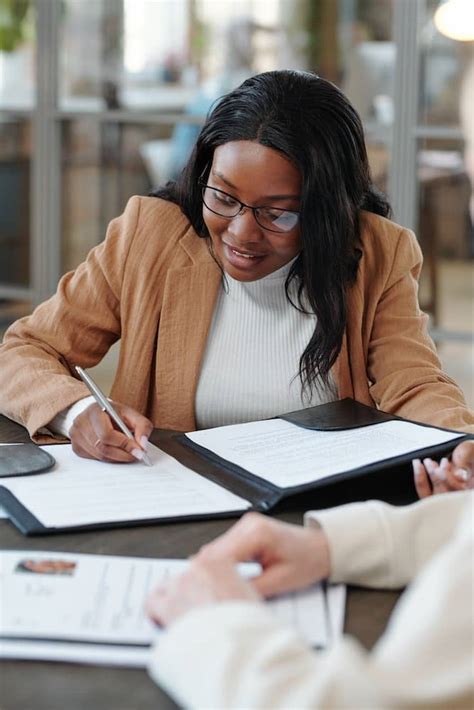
[75,365,152,466]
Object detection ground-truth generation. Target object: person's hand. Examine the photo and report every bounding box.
[196,512,331,598]
[412,440,474,498]
[69,401,153,463]
[147,557,260,627]
[146,513,330,627]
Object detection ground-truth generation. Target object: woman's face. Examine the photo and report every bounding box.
[202,140,302,281]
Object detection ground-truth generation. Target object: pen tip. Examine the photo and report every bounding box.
[143,453,153,466]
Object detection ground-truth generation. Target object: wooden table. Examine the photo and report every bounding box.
[0,415,401,710]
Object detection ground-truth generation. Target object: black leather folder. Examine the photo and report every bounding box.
[0,444,55,478]
[0,399,470,535]
[178,399,472,511]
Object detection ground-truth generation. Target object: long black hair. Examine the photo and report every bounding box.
[152,70,391,393]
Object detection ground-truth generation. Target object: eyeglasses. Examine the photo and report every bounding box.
[200,184,300,234]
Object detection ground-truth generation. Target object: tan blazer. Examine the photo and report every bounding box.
[1,196,472,443]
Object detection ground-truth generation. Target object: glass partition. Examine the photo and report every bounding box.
[0,0,35,110]
[59,0,193,113]
[61,119,180,271]
[0,118,32,286]
[415,0,473,326]
[0,0,35,315]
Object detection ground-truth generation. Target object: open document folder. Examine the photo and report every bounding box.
[0,550,345,667]
[0,400,468,535]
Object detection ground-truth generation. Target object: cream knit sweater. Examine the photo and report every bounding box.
[149,491,474,709]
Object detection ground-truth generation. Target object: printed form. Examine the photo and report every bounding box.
[0,550,344,666]
[186,419,463,488]
[0,443,250,527]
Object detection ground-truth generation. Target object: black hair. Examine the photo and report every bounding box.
[152,70,391,393]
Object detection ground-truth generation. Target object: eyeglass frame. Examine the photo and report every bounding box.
[199,182,300,234]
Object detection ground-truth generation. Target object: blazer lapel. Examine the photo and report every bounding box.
[153,236,221,431]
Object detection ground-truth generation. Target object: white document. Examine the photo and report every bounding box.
[267,584,328,649]
[0,638,150,668]
[0,550,338,666]
[0,443,250,528]
[326,584,346,644]
[186,419,462,488]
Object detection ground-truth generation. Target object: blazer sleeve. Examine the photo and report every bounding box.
[0,196,142,442]
[365,227,474,432]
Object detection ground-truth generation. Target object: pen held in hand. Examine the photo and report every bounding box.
[74,365,152,466]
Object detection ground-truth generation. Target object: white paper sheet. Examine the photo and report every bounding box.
[326,584,346,644]
[0,443,250,527]
[186,419,462,488]
[0,639,151,667]
[269,584,328,648]
[0,550,338,666]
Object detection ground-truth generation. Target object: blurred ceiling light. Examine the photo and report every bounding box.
[434,0,474,41]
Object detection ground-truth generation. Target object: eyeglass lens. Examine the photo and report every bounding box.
[202,186,299,233]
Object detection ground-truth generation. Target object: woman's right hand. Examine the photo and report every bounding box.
[195,512,331,598]
[69,401,153,463]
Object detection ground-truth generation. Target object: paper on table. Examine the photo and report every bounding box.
[0,550,335,666]
[186,419,463,488]
[0,552,184,645]
[0,443,251,527]
[326,584,346,644]
[0,639,150,668]
[269,583,328,648]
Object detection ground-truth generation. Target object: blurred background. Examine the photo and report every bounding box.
[0,0,472,405]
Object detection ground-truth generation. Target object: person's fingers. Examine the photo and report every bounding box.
[198,512,274,563]
[95,439,141,463]
[93,426,145,462]
[71,403,141,463]
[97,402,153,460]
[412,459,432,498]
[70,433,101,461]
[453,467,473,487]
[451,440,474,470]
[198,514,330,598]
[416,446,473,496]
[87,412,139,462]
[196,556,262,602]
[250,562,298,597]
[114,403,153,452]
[146,559,260,627]
[422,458,450,494]
[451,441,474,488]
[70,409,107,460]
[71,424,137,462]
[437,457,467,492]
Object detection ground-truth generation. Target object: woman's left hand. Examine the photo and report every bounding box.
[146,557,260,628]
[412,440,474,498]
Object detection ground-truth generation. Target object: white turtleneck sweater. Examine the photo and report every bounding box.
[49,260,334,436]
[194,260,334,429]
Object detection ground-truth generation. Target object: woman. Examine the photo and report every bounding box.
[0,70,472,463]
